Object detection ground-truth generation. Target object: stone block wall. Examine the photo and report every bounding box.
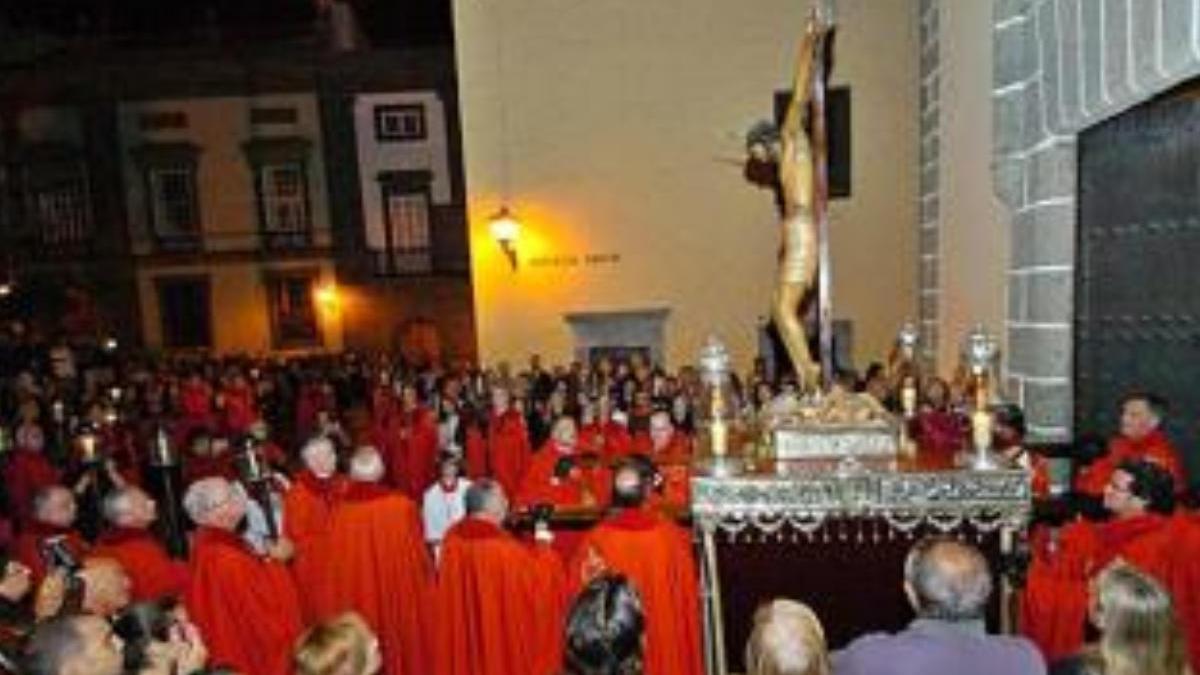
[992,0,1200,440]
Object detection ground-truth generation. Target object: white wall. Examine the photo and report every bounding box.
[353,92,452,251]
[937,1,1009,373]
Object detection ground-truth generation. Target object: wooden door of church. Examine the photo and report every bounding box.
[1077,91,1200,484]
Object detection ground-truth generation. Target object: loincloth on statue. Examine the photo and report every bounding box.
[778,209,817,285]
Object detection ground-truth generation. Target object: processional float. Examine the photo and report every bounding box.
[690,3,1032,673]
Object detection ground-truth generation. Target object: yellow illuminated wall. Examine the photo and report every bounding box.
[454,0,918,371]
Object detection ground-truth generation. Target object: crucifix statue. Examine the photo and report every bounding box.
[749,5,836,394]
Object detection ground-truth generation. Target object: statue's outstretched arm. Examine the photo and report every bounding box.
[779,15,824,212]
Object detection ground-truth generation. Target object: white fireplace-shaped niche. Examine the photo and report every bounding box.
[564,308,670,366]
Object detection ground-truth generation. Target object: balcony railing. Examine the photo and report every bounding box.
[137,227,331,257]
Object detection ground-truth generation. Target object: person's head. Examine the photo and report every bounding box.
[563,574,645,675]
[902,537,992,623]
[79,558,132,617]
[16,423,45,453]
[648,412,674,451]
[745,599,830,675]
[1104,459,1176,518]
[464,479,508,525]
[923,377,950,409]
[610,462,648,510]
[348,446,385,483]
[34,486,78,529]
[491,386,510,412]
[1120,392,1167,441]
[112,598,180,673]
[991,403,1027,449]
[188,428,213,458]
[551,416,578,451]
[102,487,158,530]
[294,612,381,675]
[1090,563,1190,675]
[22,614,125,675]
[182,478,246,531]
[437,454,461,485]
[400,383,419,410]
[301,437,339,479]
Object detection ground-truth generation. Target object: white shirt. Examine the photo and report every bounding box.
[422,478,471,550]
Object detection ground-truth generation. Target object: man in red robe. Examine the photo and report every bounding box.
[183,477,302,675]
[92,486,188,603]
[630,412,693,508]
[516,417,609,511]
[485,387,531,498]
[1075,392,1185,496]
[571,462,703,675]
[282,436,346,623]
[4,426,61,527]
[1022,458,1179,661]
[433,478,565,675]
[323,446,432,675]
[14,486,89,584]
[220,372,258,436]
[578,396,633,461]
[382,384,439,499]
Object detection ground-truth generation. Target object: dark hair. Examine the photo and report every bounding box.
[563,574,645,675]
[1121,391,1169,420]
[991,403,1026,438]
[1117,459,1176,515]
[114,599,178,672]
[21,616,86,675]
[464,479,499,516]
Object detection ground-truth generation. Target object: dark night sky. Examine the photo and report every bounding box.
[1,0,453,47]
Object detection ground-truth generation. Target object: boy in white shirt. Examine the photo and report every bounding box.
[422,453,471,562]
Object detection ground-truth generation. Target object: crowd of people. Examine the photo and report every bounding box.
[0,334,1193,675]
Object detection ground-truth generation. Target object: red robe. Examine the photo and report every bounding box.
[463,425,488,479]
[486,409,531,498]
[92,527,189,602]
[571,508,703,675]
[282,471,345,623]
[325,483,432,675]
[433,518,565,675]
[1158,514,1200,673]
[630,433,693,508]
[13,522,89,584]
[185,527,303,675]
[1075,429,1185,496]
[1021,513,1174,661]
[515,446,608,511]
[295,384,334,440]
[221,384,258,435]
[183,452,237,485]
[381,408,439,499]
[579,421,633,461]
[3,450,61,526]
[910,409,967,466]
[179,381,214,423]
[630,431,693,464]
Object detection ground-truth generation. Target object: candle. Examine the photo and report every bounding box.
[971,409,992,452]
[711,418,728,457]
